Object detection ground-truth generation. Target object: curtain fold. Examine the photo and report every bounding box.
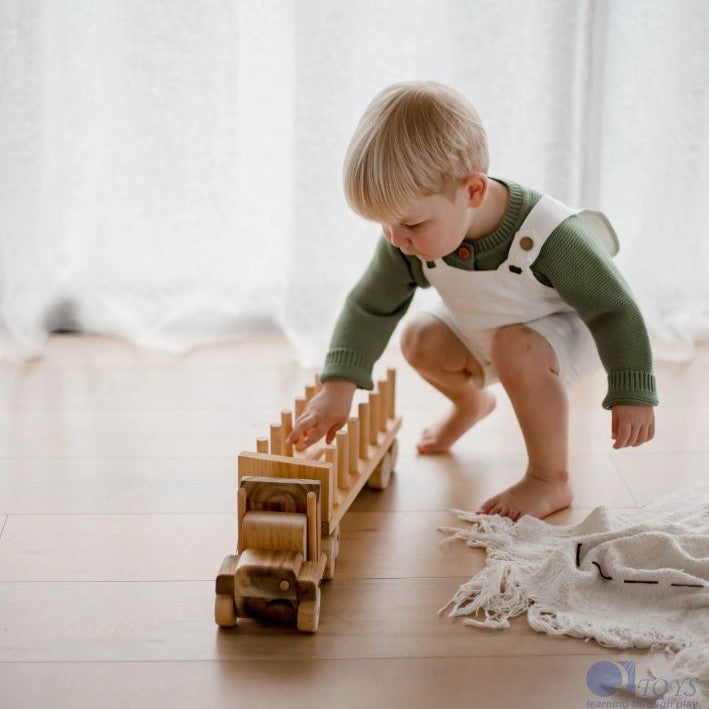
[1,0,707,365]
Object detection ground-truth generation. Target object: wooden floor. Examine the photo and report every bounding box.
[0,333,705,708]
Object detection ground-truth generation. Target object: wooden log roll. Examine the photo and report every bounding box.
[237,487,247,553]
[281,410,293,457]
[306,490,318,562]
[241,511,307,555]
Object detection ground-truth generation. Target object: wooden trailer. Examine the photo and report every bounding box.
[215,367,401,632]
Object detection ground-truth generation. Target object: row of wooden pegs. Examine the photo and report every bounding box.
[254,368,397,490]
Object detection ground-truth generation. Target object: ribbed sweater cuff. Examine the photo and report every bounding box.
[320,348,374,390]
[602,371,659,410]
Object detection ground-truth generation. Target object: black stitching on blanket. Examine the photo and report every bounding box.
[576,542,707,588]
[670,583,705,588]
[592,561,613,580]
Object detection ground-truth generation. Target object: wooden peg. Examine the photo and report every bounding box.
[336,430,349,488]
[368,391,380,445]
[270,423,282,455]
[387,368,396,419]
[377,379,388,432]
[347,417,359,474]
[324,443,337,484]
[256,437,269,454]
[305,384,316,401]
[281,410,293,457]
[295,396,306,420]
[358,401,369,460]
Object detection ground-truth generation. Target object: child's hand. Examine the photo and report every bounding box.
[287,379,357,451]
[611,404,655,449]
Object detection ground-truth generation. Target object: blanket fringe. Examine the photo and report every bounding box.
[438,514,529,628]
[438,561,529,628]
[528,605,691,653]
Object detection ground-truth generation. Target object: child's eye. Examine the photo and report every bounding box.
[406,222,424,230]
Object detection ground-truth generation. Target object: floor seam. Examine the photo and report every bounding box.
[608,451,639,506]
[0,652,655,665]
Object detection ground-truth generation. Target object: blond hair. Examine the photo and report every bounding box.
[343,80,489,222]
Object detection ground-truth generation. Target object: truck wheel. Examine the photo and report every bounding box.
[322,525,340,580]
[296,587,321,632]
[367,450,393,490]
[214,594,237,627]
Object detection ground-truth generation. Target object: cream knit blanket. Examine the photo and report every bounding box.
[439,483,709,703]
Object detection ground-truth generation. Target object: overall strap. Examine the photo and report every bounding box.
[508,195,579,267]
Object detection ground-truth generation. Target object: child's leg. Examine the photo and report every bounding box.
[400,313,496,454]
[476,323,573,521]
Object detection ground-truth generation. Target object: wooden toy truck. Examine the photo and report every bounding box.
[214,367,401,632]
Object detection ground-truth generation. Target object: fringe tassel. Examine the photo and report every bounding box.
[438,512,530,627]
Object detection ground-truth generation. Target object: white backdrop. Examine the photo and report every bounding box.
[1,0,708,366]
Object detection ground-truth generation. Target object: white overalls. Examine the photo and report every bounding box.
[421,194,620,389]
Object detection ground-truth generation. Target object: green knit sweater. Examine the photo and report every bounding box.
[321,178,658,410]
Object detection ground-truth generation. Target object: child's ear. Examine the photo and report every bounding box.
[463,173,488,208]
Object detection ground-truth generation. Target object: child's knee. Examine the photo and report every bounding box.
[400,315,443,367]
[491,325,559,380]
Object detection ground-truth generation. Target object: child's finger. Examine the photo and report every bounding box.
[287,414,317,445]
[613,422,632,448]
[634,424,652,447]
[296,425,325,451]
[627,425,642,447]
[324,421,345,445]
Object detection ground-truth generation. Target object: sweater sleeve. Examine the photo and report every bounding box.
[320,236,428,390]
[532,216,659,409]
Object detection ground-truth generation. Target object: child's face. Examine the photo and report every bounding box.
[380,181,476,260]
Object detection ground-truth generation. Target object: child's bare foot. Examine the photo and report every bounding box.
[476,470,573,522]
[417,390,496,454]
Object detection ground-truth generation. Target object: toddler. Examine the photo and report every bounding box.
[286,80,658,521]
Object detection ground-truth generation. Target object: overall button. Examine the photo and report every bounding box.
[457,245,471,260]
[520,236,534,251]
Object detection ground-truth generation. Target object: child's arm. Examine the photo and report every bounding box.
[533,217,658,448]
[318,235,429,390]
[289,236,428,450]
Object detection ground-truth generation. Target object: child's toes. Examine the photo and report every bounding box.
[479,498,497,514]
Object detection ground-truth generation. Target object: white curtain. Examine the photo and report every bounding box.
[1,0,707,366]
